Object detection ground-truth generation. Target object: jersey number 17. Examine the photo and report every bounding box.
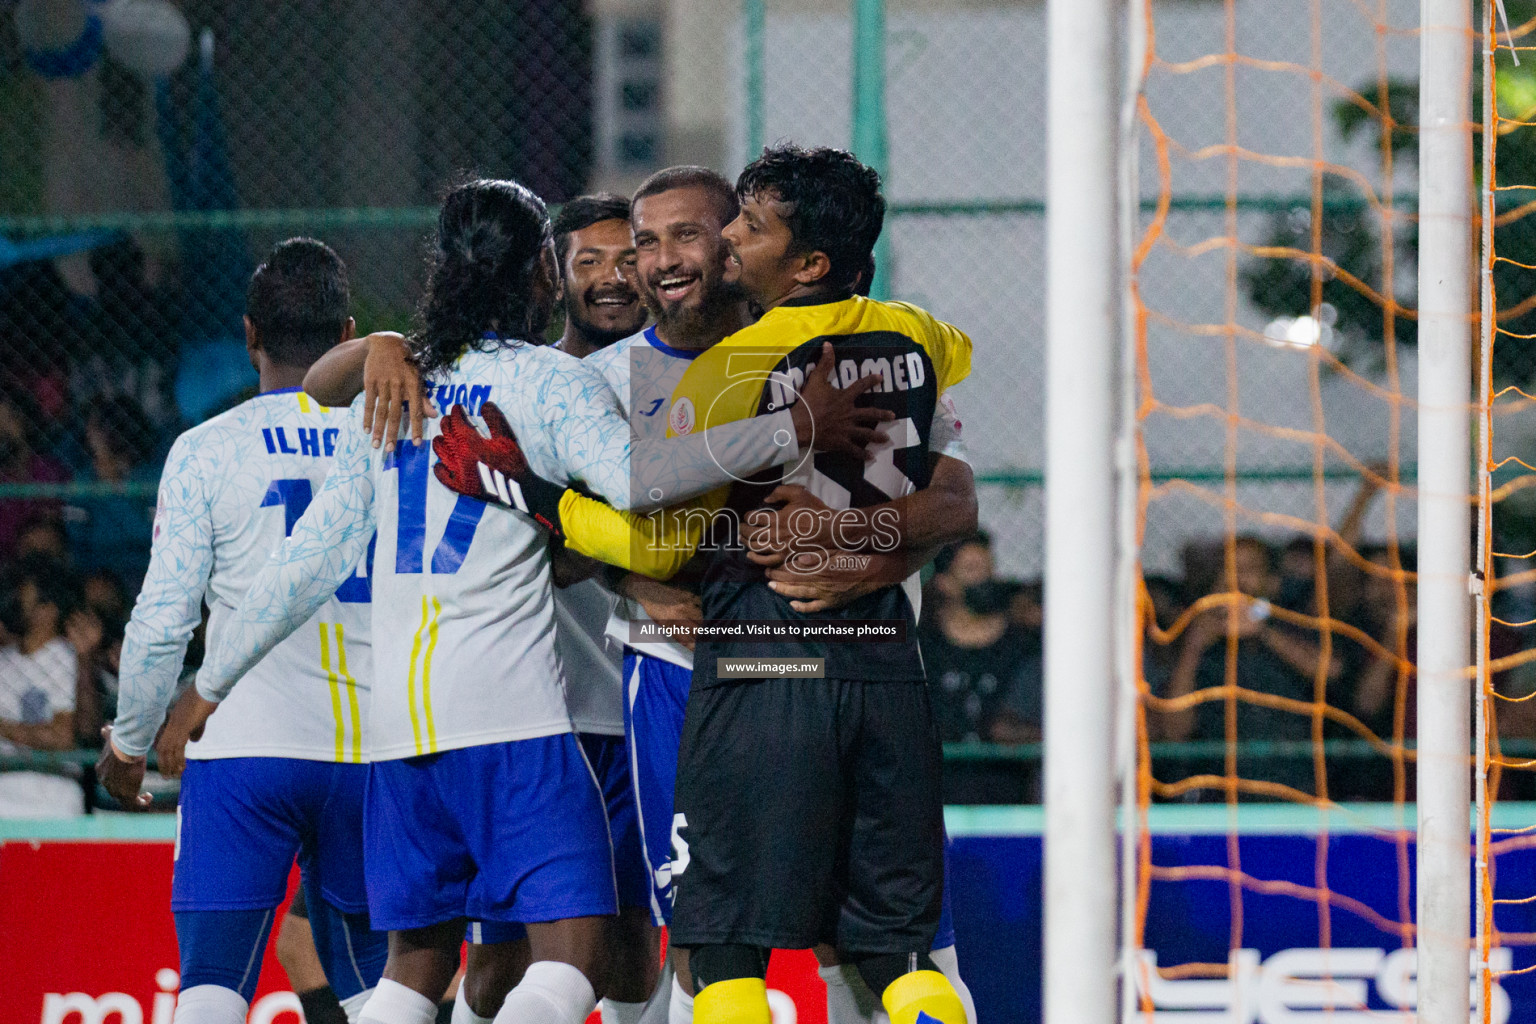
[387,439,485,575]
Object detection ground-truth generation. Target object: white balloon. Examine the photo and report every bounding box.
[102,0,190,78]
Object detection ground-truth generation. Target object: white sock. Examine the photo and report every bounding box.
[635,960,673,1024]
[340,989,376,1024]
[601,997,650,1024]
[819,963,882,1024]
[452,985,495,1024]
[171,984,248,1024]
[358,979,438,1024]
[666,974,694,1024]
[928,945,976,1024]
[492,960,596,1024]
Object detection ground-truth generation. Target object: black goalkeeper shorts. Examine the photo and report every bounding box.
[668,677,945,954]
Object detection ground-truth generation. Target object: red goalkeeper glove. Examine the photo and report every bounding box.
[432,402,566,535]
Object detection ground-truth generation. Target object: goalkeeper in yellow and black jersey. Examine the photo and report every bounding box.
[661,145,973,1024]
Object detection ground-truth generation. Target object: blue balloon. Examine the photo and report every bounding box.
[22,11,105,79]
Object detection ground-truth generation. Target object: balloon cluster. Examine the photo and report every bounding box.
[15,0,190,79]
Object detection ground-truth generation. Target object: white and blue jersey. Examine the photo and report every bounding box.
[586,327,704,672]
[200,341,798,760]
[194,340,801,930]
[115,385,385,1005]
[117,387,372,761]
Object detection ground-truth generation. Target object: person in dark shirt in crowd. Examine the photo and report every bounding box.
[1142,574,1188,701]
[0,262,76,428]
[1160,535,1341,800]
[65,395,159,593]
[924,529,996,626]
[1276,536,1319,613]
[81,568,130,625]
[922,579,1041,803]
[1332,545,1416,800]
[0,390,69,560]
[1273,471,1383,626]
[81,238,184,431]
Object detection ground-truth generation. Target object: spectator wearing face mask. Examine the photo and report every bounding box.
[921,578,1041,803]
[924,529,996,624]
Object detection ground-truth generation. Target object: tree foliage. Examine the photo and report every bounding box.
[1242,4,1536,386]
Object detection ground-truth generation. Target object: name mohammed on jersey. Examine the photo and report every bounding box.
[762,351,927,412]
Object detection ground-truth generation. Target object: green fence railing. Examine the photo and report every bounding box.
[11,738,1531,775]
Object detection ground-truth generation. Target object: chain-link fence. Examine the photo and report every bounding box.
[1,0,1441,579]
[0,0,600,637]
[0,0,1484,807]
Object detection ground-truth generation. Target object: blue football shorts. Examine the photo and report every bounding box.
[364,734,618,932]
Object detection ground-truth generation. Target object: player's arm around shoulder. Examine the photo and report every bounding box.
[304,330,435,450]
[533,350,644,507]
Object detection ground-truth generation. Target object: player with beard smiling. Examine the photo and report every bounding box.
[496,169,771,1023]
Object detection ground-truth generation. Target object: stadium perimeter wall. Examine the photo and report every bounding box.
[6,806,1531,1024]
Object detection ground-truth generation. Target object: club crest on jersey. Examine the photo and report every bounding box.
[669,396,696,435]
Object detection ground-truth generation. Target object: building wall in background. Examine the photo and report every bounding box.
[687,0,1424,575]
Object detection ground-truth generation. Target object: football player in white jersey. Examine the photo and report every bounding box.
[98,239,388,1024]
[193,179,886,1024]
[302,193,660,1024]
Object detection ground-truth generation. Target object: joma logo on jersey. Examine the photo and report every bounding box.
[1133,947,1511,1023]
[262,427,340,458]
[765,354,927,411]
[434,383,492,416]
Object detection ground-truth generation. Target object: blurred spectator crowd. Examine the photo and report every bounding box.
[919,473,1536,806]
[0,242,196,817]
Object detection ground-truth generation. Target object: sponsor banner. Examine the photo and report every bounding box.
[10,825,1536,1023]
[945,831,1536,1023]
[0,838,830,1024]
[0,841,297,1024]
